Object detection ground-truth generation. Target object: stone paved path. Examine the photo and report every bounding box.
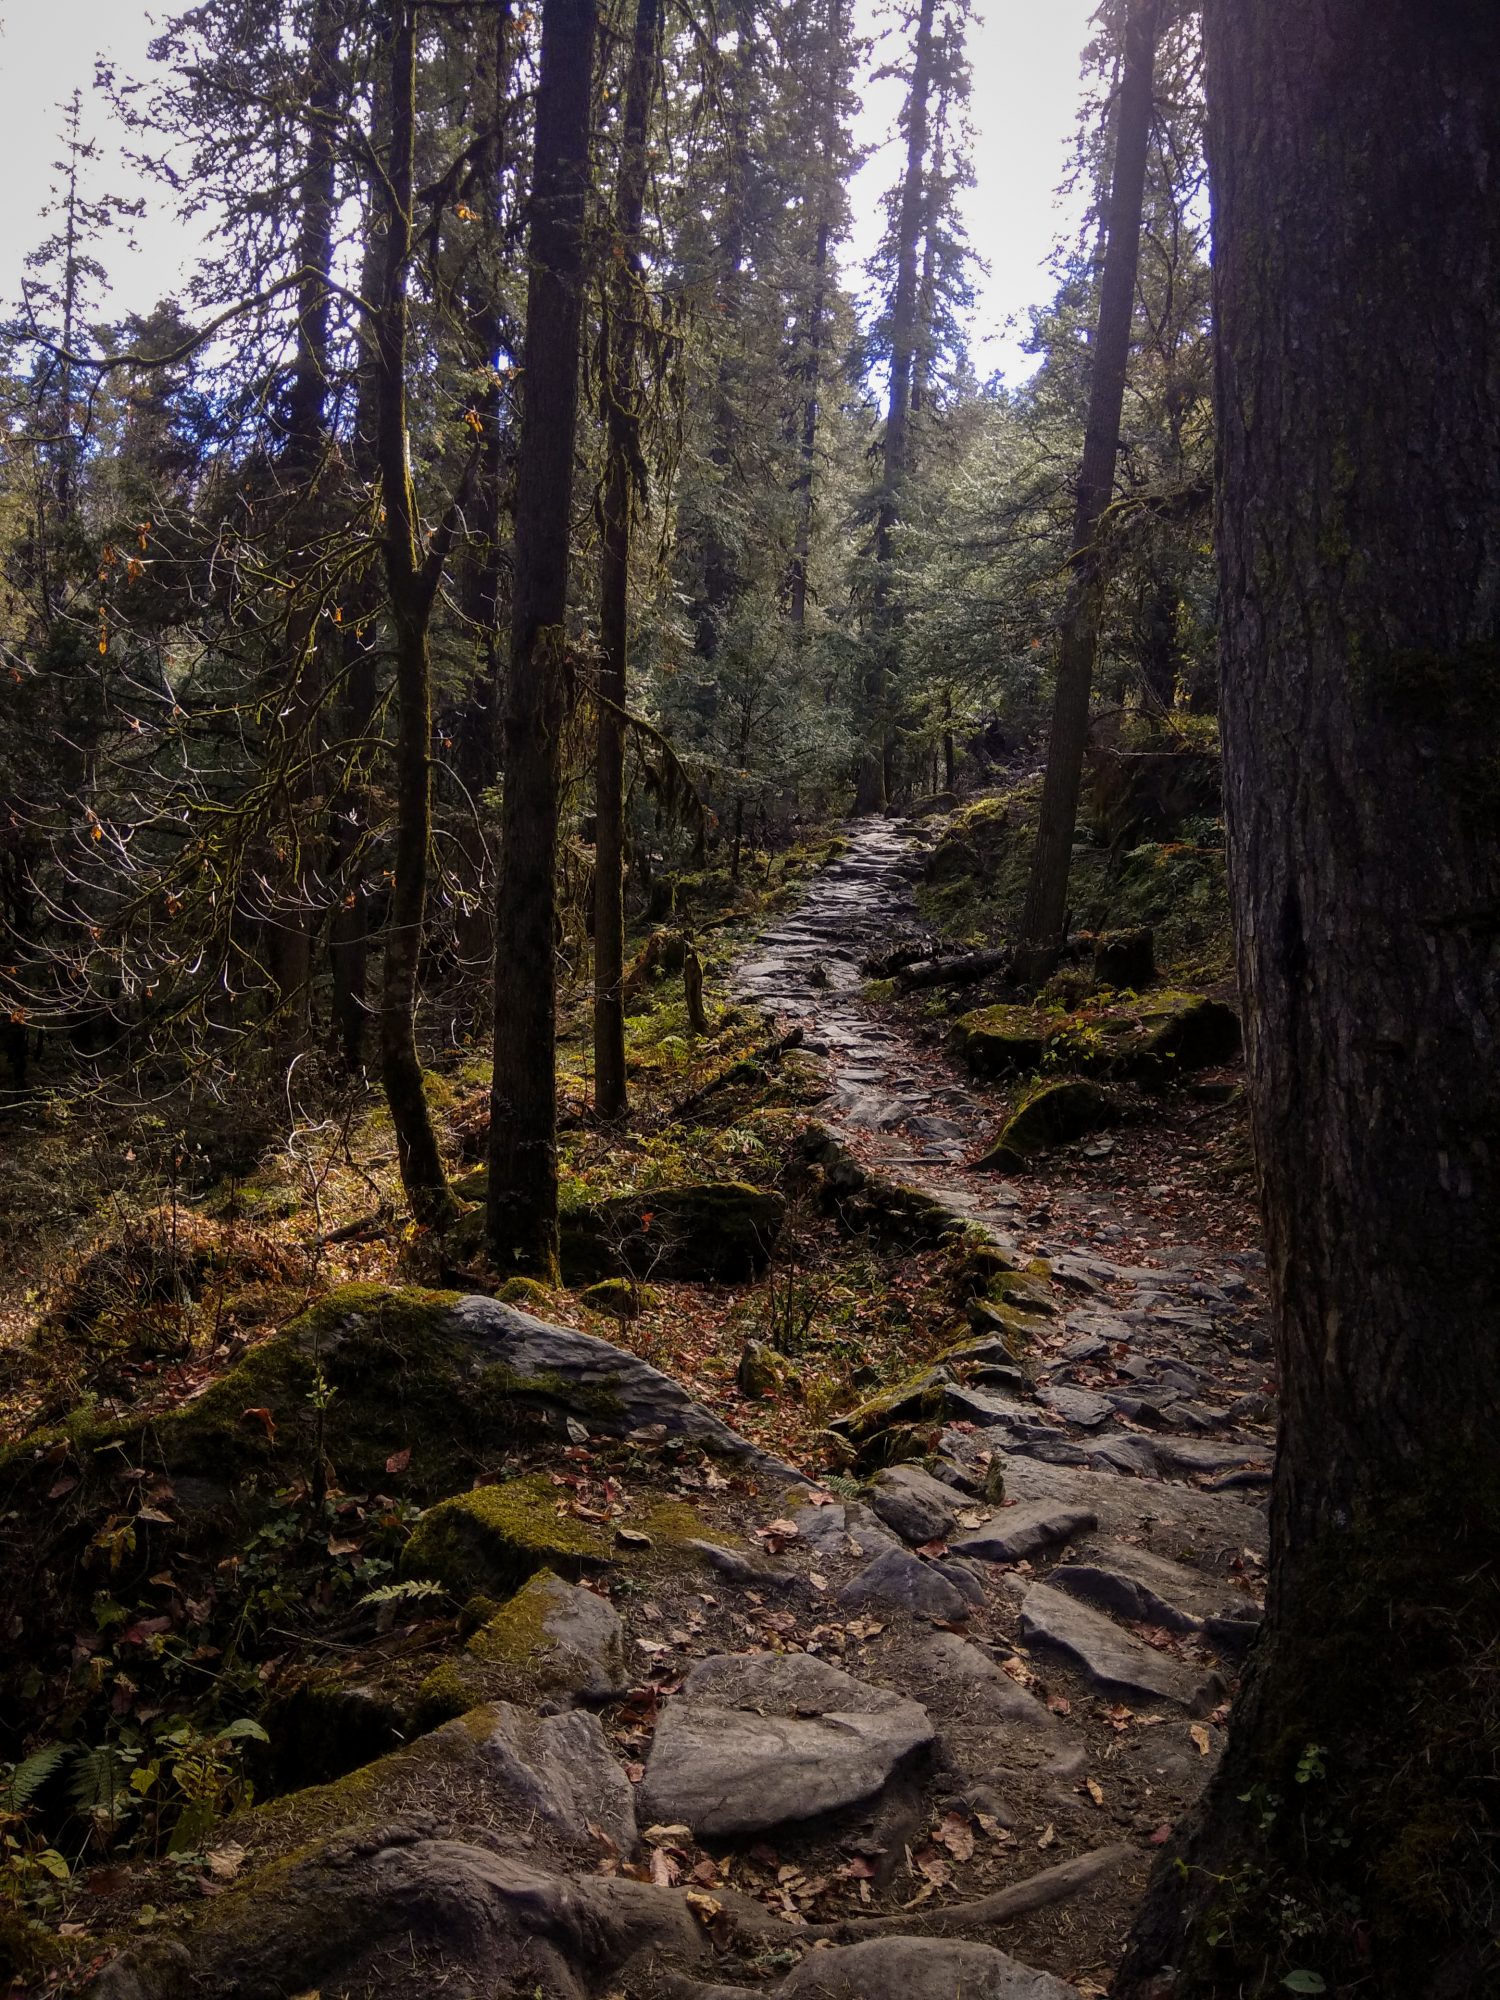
[735,816,1276,1493]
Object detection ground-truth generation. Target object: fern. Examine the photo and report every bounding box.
[358,1578,446,1609]
[69,1742,127,1815]
[2,1743,68,1810]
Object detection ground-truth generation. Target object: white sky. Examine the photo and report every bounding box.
[0,0,1098,387]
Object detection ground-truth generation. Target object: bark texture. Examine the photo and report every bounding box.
[857,0,936,817]
[594,0,662,1124]
[1020,0,1160,956]
[489,0,597,1276]
[374,8,462,1231]
[1117,5,1500,1994]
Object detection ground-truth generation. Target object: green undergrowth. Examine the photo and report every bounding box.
[917,769,1232,984]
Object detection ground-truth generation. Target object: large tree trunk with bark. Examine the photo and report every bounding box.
[373,7,461,1232]
[856,0,936,817]
[488,0,597,1277]
[1117,6,1500,1996]
[593,0,662,1125]
[1019,0,1160,962]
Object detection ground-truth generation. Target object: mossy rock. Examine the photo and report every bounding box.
[580,1277,656,1320]
[403,1475,613,1599]
[977,1080,1121,1170]
[560,1182,786,1285]
[950,1004,1049,1080]
[6,1284,543,1514]
[987,1271,1060,1319]
[954,1299,1040,1351]
[1123,990,1241,1072]
[952,1237,1026,1298]
[829,1366,953,1444]
[462,1568,625,1705]
[498,1276,554,1309]
[735,1337,801,1401]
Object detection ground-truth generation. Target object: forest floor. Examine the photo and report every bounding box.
[0,782,1278,1999]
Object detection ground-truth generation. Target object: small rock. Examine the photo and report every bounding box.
[950,1501,1098,1565]
[839,1547,974,1621]
[867,1463,962,1545]
[769,1936,1082,1999]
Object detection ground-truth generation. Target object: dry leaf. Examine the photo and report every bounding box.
[203,1844,245,1882]
[934,1812,974,1861]
[385,1447,412,1475]
[649,1847,681,1888]
[1190,1723,1212,1756]
[1036,1823,1057,1850]
[1084,1778,1105,1807]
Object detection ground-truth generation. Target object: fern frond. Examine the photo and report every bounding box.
[358,1578,446,1609]
[2,1742,68,1809]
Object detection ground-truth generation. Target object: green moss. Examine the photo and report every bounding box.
[976,1080,1120,1169]
[951,1004,1049,1079]
[464,1568,558,1667]
[828,1365,951,1444]
[496,1276,554,1309]
[403,1475,612,1598]
[408,1659,475,1734]
[579,1277,656,1319]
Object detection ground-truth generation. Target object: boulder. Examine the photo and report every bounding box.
[1091,927,1155,990]
[1035,1384,1115,1429]
[443,1294,799,1476]
[1020,1583,1223,1713]
[638,1652,934,1837]
[829,1366,953,1444]
[976,1082,1120,1170]
[951,1005,1049,1080]
[560,1181,786,1283]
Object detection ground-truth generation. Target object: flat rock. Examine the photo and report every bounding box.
[867,1463,962,1545]
[1050,1541,1260,1636]
[950,1501,1098,1566]
[639,1652,934,1836]
[1036,1384,1115,1429]
[910,1630,1085,1778]
[839,1547,978,1620]
[761,1937,1080,1999]
[1020,1583,1222,1713]
[1153,1435,1273,1479]
[479,1701,638,1851]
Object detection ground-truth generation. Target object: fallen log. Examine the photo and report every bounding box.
[894,946,1013,993]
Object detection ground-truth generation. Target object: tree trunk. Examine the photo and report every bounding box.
[374,7,459,1232]
[1019,0,1160,961]
[858,0,936,816]
[1117,6,1500,1996]
[488,0,597,1277]
[786,215,828,638]
[593,0,662,1125]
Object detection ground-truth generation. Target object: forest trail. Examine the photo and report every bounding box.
[736,815,1276,1495]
